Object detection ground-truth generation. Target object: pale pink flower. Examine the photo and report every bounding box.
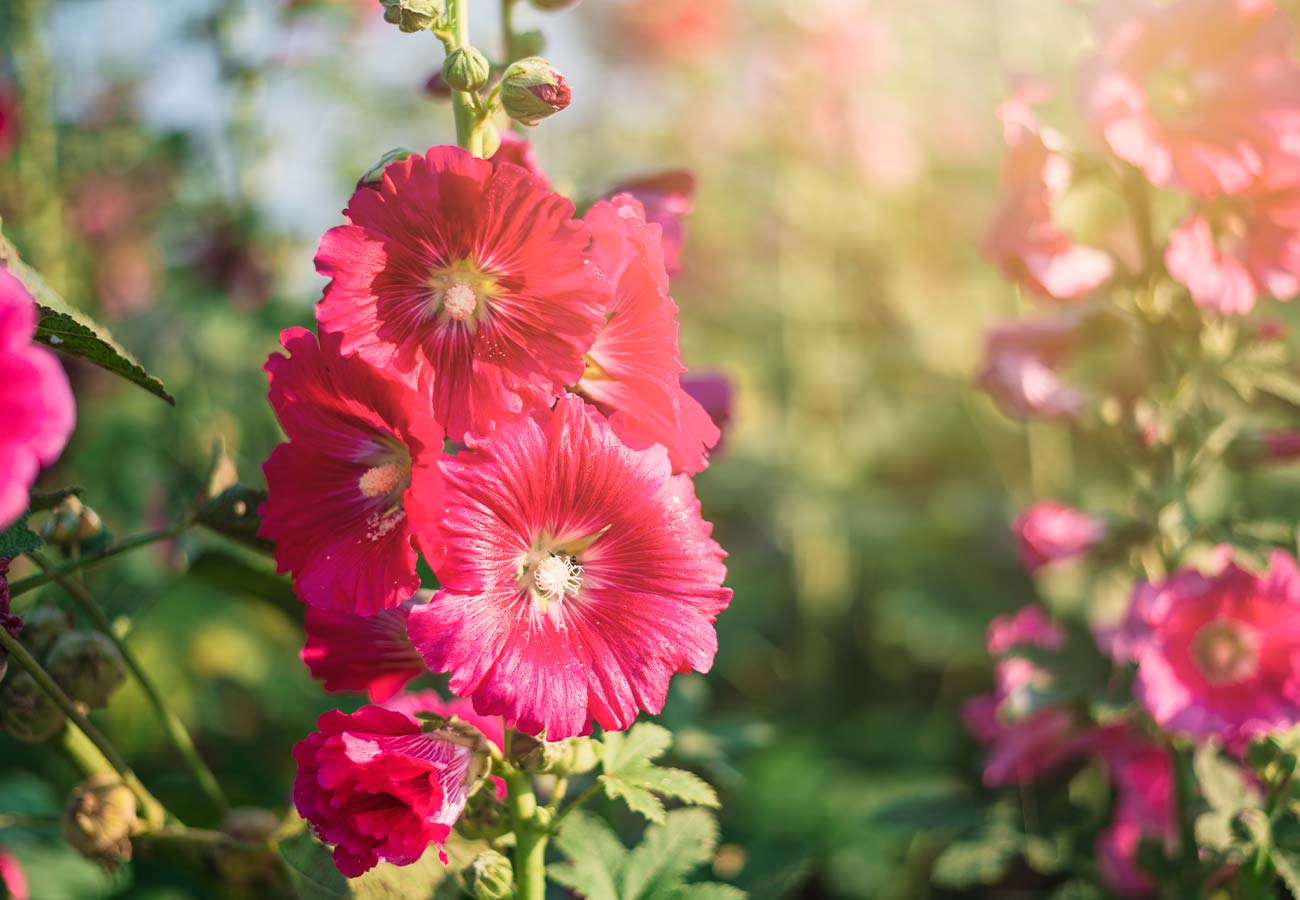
[1013,502,1107,572]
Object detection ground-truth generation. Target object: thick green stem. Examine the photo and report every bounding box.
[9,522,189,598]
[446,0,482,155]
[500,0,519,64]
[1170,743,1201,899]
[0,627,165,826]
[29,550,230,816]
[504,769,548,900]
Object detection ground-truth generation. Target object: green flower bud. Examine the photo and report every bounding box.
[500,57,571,127]
[513,733,601,775]
[359,148,417,189]
[41,496,106,551]
[19,606,74,659]
[63,775,137,867]
[514,29,546,58]
[380,0,443,33]
[479,122,502,159]
[456,784,510,841]
[46,631,127,709]
[443,47,491,93]
[462,850,513,900]
[0,671,66,742]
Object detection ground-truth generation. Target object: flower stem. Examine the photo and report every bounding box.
[500,0,520,64]
[0,626,166,827]
[503,768,548,900]
[28,549,231,817]
[9,522,190,598]
[445,0,482,155]
[1170,742,1202,898]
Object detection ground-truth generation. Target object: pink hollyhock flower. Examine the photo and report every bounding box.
[975,314,1085,420]
[1106,552,1300,741]
[603,171,695,277]
[987,604,1066,655]
[681,371,734,452]
[260,327,444,615]
[301,602,426,702]
[0,267,75,531]
[407,394,731,740]
[314,145,607,441]
[292,698,498,877]
[1166,189,1300,314]
[1013,502,1107,572]
[1080,0,1300,197]
[985,85,1114,300]
[0,846,27,900]
[490,132,546,182]
[1096,738,1177,897]
[574,196,720,475]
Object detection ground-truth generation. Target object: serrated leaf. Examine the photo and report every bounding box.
[600,723,718,823]
[0,232,173,404]
[0,516,42,558]
[671,886,747,900]
[622,808,718,900]
[550,810,626,900]
[196,485,272,553]
[603,723,673,771]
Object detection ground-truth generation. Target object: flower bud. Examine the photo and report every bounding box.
[0,671,65,742]
[530,0,580,9]
[46,631,127,708]
[443,47,491,93]
[514,29,546,58]
[456,783,510,841]
[381,0,443,33]
[462,850,513,900]
[19,605,74,658]
[359,148,417,191]
[62,775,137,867]
[511,732,601,775]
[41,496,106,551]
[220,806,281,843]
[500,57,571,126]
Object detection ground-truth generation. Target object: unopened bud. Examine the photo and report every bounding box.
[41,496,105,550]
[63,775,137,867]
[381,0,443,33]
[20,606,74,658]
[530,0,580,9]
[456,783,510,841]
[443,47,491,93]
[0,671,66,742]
[462,850,513,900]
[514,29,546,58]
[359,148,417,191]
[46,631,127,708]
[500,57,571,126]
[512,733,601,775]
[221,806,281,843]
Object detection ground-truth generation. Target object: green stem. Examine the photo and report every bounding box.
[1170,743,1201,898]
[29,550,231,816]
[9,522,190,598]
[504,768,548,900]
[0,627,165,827]
[501,0,519,64]
[1123,164,1158,278]
[446,0,481,155]
[550,780,600,828]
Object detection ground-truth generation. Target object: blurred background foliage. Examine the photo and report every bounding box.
[1,0,1261,897]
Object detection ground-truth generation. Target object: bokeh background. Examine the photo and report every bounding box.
[0,0,1118,896]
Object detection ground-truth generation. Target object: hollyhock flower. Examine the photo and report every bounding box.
[604,171,695,277]
[314,145,606,441]
[1080,0,1300,197]
[1106,552,1300,741]
[681,371,735,452]
[0,267,75,531]
[1166,189,1300,314]
[987,604,1066,655]
[975,313,1085,420]
[490,133,545,182]
[260,327,444,615]
[0,846,27,900]
[574,196,720,475]
[1096,738,1177,897]
[985,85,1114,300]
[407,394,731,740]
[301,602,426,701]
[292,697,498,877]
[1013,502,1107,572]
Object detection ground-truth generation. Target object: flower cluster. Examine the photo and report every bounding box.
[264,144,732,875]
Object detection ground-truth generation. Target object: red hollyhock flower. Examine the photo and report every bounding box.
[292,697,497,877]
[301,601,427,701]
[574,196,720,475]
[314,145,607,441]
[407,394,731,740]
[260,327,443,615]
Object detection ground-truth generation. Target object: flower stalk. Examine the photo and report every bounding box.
[445,0,483,156]
[9,521,191,598]
[503,766,548,900]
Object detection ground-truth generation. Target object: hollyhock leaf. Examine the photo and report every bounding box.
[1193,743,1260,814]
[278,827,464,899]
[625,767,719,809]
[0,232,172,404]
[929,835,1021,889]
[278,830,351,899]
[0,515,41,558]
[673,886,747,900]
[621,808,719,899]
[196,485,272,554]
[602,722,673,771]
[187,550,297,616]
[550,811,626,900]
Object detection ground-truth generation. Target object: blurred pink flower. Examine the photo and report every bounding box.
[681,371,734,452]
[1013,502,1107,572]
[986,604,1066,655]
[1261,429,1300,460]
[604,171,695,277]
[1096,738,1177,897]
[1106,552,1300,742]
[1080,0,1300,197]
[0,267,75,531]
[975,314,1085,420]
[985,85,1113,301]
[1166,189,1300,314]
[613,0,732,64]
[0,87,18,160]
[0,845,27,900]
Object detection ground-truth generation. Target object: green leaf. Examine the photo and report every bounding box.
[278,830,350,900]
[1275,847,1300,899]
[276,827,461,900]
[622,808,718,900]
[0,232,173,404]
[671,886,747,900]
[188,549,298,617]
[603,722,674,771]
[929,833,1021,889]
[0,515,42,558]
[195,485,273,554]
[600,723,718,823]
[1195,742,1261,813]
[550,811,627,900]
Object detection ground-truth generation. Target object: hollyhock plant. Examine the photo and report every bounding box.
[1013,502,1107,572]
[260,327,444,614]
[1106,552,1300,742]
[975,313,1086,420]
[407,394,731,740]
[985,86,1114,300]
[313,146,607,441]
[1079,0,1300,197]
[301,602,426,701]
[574,196,720,475]
[0,267,75,531]
[292,695,499,877]
[1165,189,1300,314]
[1096,738,1177,897]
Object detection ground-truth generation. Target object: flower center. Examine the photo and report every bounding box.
[427,259,501,326]
[1192,619,1259,685]
[442,282,478,320]
[533,554,582,604]
[359,460,407,499]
